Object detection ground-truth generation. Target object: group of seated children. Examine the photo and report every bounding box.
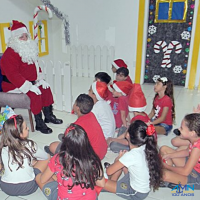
[1,59,200,200]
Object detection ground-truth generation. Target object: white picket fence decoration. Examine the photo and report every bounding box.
[39,60,72,112]
[39,45,115,112]
[70,45,115,78]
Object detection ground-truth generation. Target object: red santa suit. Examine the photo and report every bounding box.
[0,20,62,134]
[0,47,54,115]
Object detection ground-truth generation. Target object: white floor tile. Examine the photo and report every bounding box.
[0,190,9,199]
[5,196,26,200]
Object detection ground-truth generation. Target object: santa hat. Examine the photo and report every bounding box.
[92,81,108,101]
[9,20,28,37]
[112,59,128,69]
[128,84,147,112]
[113,81,132,96]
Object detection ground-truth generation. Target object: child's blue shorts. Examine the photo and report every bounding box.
[155,123,173,135]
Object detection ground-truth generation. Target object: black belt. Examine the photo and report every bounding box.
[2,75,36,85]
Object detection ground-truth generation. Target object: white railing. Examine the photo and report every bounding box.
[39,60,72,112]
[39,45,115,112]
[70,45,115,78]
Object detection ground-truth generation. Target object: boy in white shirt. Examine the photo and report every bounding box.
[89,81,116,139]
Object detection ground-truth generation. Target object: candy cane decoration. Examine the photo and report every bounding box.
[154,41,182,68]
[33,5,53,43]
[154,41,167,54]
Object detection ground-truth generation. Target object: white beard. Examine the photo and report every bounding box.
[7,36,38,65]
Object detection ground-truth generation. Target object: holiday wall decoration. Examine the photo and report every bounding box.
[41,0,70,45]
[33,5,53,44]
[144,0,196,86]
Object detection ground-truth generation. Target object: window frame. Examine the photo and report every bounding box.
[29,20,49,57]
[0,23,10,53]
[155,0,188,23]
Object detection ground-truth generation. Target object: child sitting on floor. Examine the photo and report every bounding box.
[36,123,105,200]
[103,120,162,200]
[160,113,200,189]
[89,81,115,139]
[94,72,111,84]
[108,84,156,153]
[0,112,50,196]
[44,94,107,160]
[148,77,175,135]
[110,81,133,132]
[115,67,131,83]
[170,104,200,151]
[94,71,113,101]
[112,59,132,83]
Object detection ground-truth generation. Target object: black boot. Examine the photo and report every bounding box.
[35,112,52,134]
[43,105,63,124]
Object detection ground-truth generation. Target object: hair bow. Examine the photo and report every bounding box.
[9,115,18,129]
[65,125,75,134]
[146,124,156,136]
[160,77,168,83]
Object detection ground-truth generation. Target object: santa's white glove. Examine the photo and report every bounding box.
[36,79,50,89]
[30,85,41,95]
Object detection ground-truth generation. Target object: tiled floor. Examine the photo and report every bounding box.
[1,78,200,200]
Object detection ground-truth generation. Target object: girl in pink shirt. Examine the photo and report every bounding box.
[36,123,105,200]
[160,113,200,189]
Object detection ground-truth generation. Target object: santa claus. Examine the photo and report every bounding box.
[0,20,63,134]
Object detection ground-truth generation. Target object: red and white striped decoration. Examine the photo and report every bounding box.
[154,41,167,54]
[33,5,52,43]
[154,41,182,68]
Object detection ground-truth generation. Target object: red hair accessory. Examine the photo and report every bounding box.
[9,115,18,129]
[163,159,167,163]
[65,125,75,136]
[146,124,156,136]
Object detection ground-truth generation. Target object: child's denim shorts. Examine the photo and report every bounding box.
[155,123,173,135]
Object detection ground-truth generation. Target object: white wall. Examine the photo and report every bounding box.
[50,0,139,81]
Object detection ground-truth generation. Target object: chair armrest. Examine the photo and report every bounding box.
[0,92,30,109]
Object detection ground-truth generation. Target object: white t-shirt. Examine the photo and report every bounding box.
[92,100,116,139]
[1,141,48,184]
[119,145,150,193]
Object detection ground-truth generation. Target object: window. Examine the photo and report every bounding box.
[29,20,49,57]
[0,23,11,53]
[155,0,188,23]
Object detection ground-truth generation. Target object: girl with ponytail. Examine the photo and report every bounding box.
[103,120,162,200]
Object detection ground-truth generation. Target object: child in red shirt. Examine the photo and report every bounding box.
[115,67,132,83]
[44,94,107,160]
[148,77,175,135]
[111,59,132,83]
[110,81,133,129]
[108,84,155,153]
